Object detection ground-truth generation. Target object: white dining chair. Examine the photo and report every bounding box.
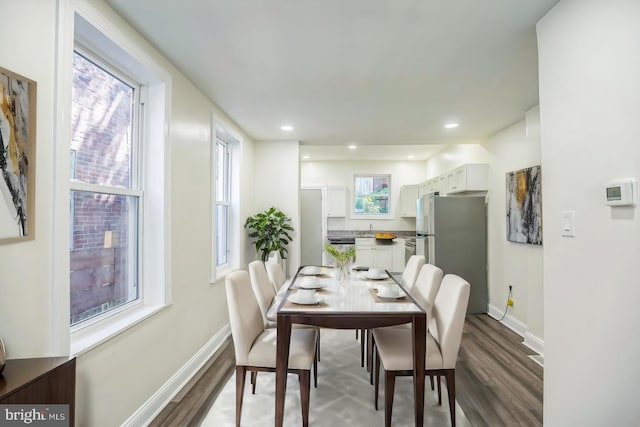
[265,260,289,293]
[225,270,318,427]
[248,260,277,327]
[372,274,470,427]
[368,263,444,384]
[402,254,426,292]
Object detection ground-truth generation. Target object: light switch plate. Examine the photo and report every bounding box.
[561,211,575,237]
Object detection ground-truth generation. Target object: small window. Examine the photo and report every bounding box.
[354,174,391,215]
[212,122,241,279]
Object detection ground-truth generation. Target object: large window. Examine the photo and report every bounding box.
[354,174,391,215]
[69,49,141,325]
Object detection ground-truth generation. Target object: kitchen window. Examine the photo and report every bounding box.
[353,174,391,215]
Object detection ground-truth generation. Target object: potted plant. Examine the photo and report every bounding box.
[244,207,294,262]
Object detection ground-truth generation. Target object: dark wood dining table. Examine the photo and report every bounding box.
[274,265,427,426]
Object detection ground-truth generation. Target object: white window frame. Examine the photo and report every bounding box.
[211,118,241,281]
[54,0,172,356]
[352,173,393,219]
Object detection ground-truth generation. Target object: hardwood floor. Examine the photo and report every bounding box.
[456,315,543,427]
[150,314,543,426]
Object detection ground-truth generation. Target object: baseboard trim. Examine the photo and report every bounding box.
[121,324,231,427]
[523,331,544,356]
[487,304,544,357]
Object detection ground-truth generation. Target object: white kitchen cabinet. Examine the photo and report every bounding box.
[392,238,406,272]
[446,164,488,194]
[326,186,347,217]
[355,238,394,270]
[399,184,419,217]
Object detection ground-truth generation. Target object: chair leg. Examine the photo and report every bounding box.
[374,349,381,410]
[366,329,373,373]
[369,335,376,385]
[355,329,359,339]
[384,370,396,427]
[430,374,435,390]
[437,374,442,405]
[299,370,311,427]
[445,370,456,427]
[360,328,366,367]
[251,371,257,394]
[235,366,246,427]
[313,345,318,388]
[317,328,321,362]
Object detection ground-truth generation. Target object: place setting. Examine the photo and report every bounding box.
[285,288,326,307]
[369,282,409,303]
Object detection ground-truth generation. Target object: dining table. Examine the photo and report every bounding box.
[273,265,427,426]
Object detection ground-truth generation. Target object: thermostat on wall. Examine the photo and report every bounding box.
[605,178,637,206]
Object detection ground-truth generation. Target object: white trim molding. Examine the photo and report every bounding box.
[487,304,544,357]
[523,331,545,356]
[121,324,231,427]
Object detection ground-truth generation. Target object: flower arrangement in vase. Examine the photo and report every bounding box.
[325,244,356,280]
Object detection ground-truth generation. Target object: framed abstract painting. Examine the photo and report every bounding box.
[0,66,36,243]
[506,165,542,245]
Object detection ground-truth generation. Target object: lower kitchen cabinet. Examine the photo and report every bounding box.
[355,238,394,270]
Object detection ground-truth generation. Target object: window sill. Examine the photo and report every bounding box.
[70,302,170,356]
[212,264,239,285]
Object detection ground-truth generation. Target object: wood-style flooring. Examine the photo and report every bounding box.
[150,314,543,426]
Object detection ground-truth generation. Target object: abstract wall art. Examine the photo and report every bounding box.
[506,165,542,245]
[0,67,36,243]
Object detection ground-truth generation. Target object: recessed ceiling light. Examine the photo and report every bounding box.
[444,122,459,129]
[348,145,357,150]
[280,125,294,131]
[302,155,310,159]
[408,155,415,159]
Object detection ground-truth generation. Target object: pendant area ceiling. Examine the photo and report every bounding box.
[104,0,559,150]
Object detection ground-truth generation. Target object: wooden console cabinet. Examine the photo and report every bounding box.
[0,357,76,426]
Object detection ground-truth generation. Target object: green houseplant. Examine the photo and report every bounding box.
[244,207,294,261]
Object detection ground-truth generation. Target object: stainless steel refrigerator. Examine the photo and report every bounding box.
[416,194,487,314]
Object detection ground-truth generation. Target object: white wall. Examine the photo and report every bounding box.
[0,1,255,425]
[301,160,424,232]
[538,1,640,425]
[252,141,300,276]
[482,109,543,343]
[424,111,543,344]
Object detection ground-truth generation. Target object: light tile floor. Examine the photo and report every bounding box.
[201,329,471,426]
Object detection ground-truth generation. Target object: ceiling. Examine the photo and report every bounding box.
[104,0,559,160]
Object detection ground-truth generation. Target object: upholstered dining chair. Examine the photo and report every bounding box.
[402,255,426,292]
[225,270,318,427]
[250,260,322,361]
[265,260,289,293]
[372,274,470,427]
[248,260,278,327]
[368,263,444,384]
[360,255,426,369]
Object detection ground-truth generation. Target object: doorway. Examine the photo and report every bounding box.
[300,188,323,266]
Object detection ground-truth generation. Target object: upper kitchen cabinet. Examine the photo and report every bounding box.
[446,164,489,194]
[399,184,419,217]
[327,186,347,217]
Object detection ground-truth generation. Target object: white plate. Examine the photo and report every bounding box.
[298,281,326,290]
[287,294,322,305]
[366,272,389,280]
[377,290,406,299]
[301,266,322,275]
